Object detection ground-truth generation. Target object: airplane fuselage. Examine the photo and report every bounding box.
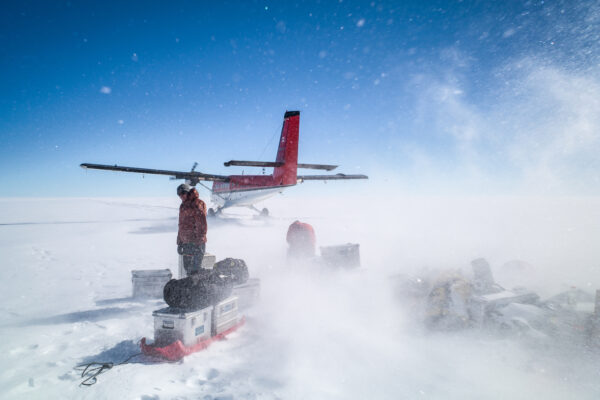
[211,175,295,207]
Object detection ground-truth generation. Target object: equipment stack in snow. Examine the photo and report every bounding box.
[392,257,600,346]
[140,256,260,360]
[129,255,260,310]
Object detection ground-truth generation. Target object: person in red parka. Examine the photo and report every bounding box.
[286,220,316,259]
[177,183,208,276]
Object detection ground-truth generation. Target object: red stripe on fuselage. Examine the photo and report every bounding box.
[212,175,281,193]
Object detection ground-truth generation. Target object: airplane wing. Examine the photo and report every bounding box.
[297,163,338,171]
[224,160,337,171]
[80,163,229,183]
[297,173,368,181]
[224,160,283,168]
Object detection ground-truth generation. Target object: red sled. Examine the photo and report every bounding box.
[141,316,246,361]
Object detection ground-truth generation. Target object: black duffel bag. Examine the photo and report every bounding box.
[163,274,233,310]
[213,258,249,285]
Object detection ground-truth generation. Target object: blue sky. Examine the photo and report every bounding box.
[1,0,599,197]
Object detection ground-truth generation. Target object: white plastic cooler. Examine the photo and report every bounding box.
[152,306,213,347]
[151,296,241,347]
[212,296,240,335]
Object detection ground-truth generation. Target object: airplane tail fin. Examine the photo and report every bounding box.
[273,111,299,185]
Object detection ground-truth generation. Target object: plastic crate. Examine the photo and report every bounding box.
[212,296,240,336]
[131,269,172,298]
[320,243,361,269]
[152,306,212,347]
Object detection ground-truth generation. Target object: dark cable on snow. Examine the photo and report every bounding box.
[75,348,182,386]
[75,352,142,386]
[77,362,114,386]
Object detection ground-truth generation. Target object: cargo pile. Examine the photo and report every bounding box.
[133,255,260,360]
[391,258,600,347]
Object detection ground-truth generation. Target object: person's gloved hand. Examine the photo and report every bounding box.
[177,244,184,255]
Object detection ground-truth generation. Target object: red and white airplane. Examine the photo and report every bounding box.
[81,111,368,216]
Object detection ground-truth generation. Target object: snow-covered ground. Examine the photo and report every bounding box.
[1,195,599,399]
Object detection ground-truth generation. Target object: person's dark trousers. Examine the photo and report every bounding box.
[180,243,206,276]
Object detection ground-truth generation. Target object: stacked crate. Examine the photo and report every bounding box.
[131,269,172,298]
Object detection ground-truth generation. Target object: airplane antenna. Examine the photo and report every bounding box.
[191,162,198,172]
[256,119,280,161]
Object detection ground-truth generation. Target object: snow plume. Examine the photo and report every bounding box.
[1,198,599,398]
[253,266,411,398]
[499,62,600,193]
[408,57,600,195]
[241,196,600,398]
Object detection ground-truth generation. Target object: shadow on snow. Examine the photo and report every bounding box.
[20,297,162,326]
